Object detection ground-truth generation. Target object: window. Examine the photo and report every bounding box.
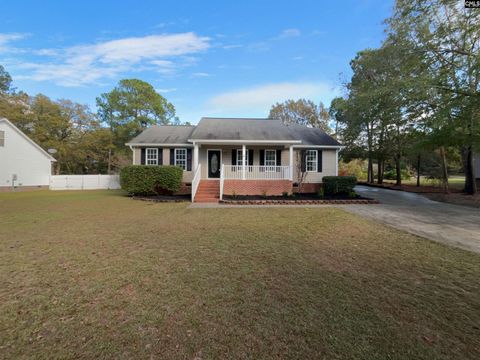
[145,148,158,165]
[175,148,187,170]
[236,149,249,166]
[306,150,318,172]
[0,130,4,147]
[265,150,276,166]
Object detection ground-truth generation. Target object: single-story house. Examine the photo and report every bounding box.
[0,118,56,191]
[126,117,343,202]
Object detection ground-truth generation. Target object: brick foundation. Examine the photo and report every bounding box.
[174,183,191,195]
[223,180,292,196]
[293,183,322,194]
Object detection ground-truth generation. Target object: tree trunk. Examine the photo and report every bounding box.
[367,155,374,183]
[439,146,449,194]
[377,159,384,184]
[416,154,421,187]
[395,156,401,186]
[108,149,112,175]
[462,145,477,195]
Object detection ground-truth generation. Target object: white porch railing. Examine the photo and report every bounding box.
[220,164,225,200]
[223,165,291,180]
[191,164,202,202]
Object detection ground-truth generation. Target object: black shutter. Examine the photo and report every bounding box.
[248,149,254,166]
[170,149,175,165]
[231,149,237,165]
[317,150,323,172]
[276,150,282,166]
[259,150,265,166]
[140,148,145,165]
[158,148,163,165]
[187,148,192,171]
[301,150,306,172]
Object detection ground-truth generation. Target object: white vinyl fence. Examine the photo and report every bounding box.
[50,175,120,190]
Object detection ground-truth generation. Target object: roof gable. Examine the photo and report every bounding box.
[0,118,56,161]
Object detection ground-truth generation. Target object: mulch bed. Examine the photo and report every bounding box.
[221,193,378,205]
[132,194,191,202]
[357,181,462,194]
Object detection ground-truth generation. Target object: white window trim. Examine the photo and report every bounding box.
[306,149,318,172]
[174,148,187,170]
[236,148,249,166]
[264,149,276,167]
[145,148,158,165]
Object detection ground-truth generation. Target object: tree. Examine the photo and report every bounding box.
[387,0,480,193]
[269,99,331,132]
[96,79,177,150]
[0,65,12,94]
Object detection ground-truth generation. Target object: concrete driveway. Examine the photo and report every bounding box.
[343,186,480,254]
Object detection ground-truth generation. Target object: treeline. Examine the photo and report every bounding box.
[0,67,184,174]
[330,0,479,194]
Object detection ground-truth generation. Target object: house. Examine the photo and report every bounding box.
[0,118,55,191]
[126,117,343,202]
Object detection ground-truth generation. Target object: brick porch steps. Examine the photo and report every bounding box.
[194,180,220,203]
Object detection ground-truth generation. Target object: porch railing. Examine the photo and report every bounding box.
[223,165,291,180]
[191,164,201,202]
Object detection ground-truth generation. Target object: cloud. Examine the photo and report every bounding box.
[192,72,210,77]
[0,33,28,53]
[156,87,177,93]
[208,82,337,114]
[278,28,301,39]
[14,32,210,86]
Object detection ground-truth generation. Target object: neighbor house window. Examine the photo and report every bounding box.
[146,148,158,165]
[0,130,4,147]
[175,148,187,170]
[265,150,276,166]
[236,149,249,166]
[306,150,318,172]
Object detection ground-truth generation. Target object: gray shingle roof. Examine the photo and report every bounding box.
[189,117,297,141]
[285,124,342,146]
[127,125,195,145]
[126,118,342,147]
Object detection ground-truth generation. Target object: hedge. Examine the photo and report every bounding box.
[120,165,183,195]
[322,176,357,196]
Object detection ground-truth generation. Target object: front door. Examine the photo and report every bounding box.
[208,150,221,178]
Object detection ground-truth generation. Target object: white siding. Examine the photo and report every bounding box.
[0,121,53,187]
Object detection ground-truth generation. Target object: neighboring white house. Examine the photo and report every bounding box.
[0,118,55,190]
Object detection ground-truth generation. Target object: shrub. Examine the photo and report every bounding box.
[120,165,183,195]
[317,187,324,199]
[384,168,411,180]
[322,176,357,196]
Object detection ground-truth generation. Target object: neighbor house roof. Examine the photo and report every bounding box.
[0,118,56,161]
[126,117,342,147]
[126,125,196,146]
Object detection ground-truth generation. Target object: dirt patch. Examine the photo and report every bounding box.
[358,181,462,194]
[424,192,480,208]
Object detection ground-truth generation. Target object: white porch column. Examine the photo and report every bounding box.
[289,145,294,181]
[193,143,199,173]
[242,144,246,180]
[335,149,339,176]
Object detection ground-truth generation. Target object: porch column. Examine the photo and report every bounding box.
[193,143,199,173]
[289,145,294,181]
[242,144,246,180]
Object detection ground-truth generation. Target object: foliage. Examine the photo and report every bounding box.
[339,159,367,180]
[383,168,411,181]
[322,176,357,196]
[120,165,183,195]
[0,65,12,93]
[317,187,324,199]
[269,99,331,133]
[96,79,177,150]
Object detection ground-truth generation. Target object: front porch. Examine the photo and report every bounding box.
[191,143,297,202]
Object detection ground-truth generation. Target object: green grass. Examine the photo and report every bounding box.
[1,190,479,359]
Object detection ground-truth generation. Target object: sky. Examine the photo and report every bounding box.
[0,0,393,124]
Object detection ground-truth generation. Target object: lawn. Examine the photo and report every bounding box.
[1,191,479,359]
